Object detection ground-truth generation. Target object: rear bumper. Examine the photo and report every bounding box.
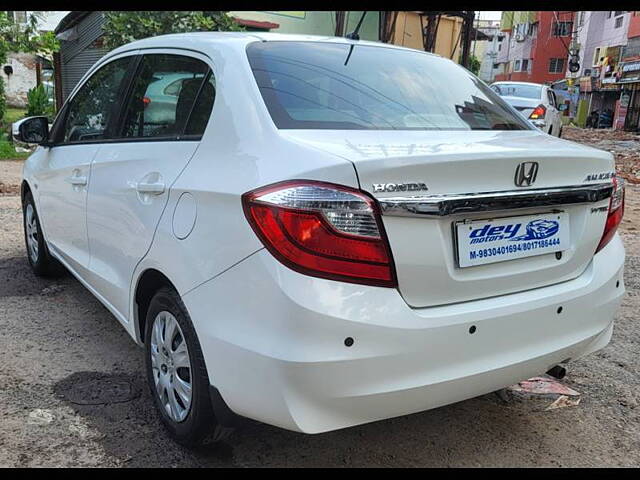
[183,235,625,433]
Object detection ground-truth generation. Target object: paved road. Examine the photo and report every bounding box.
[1,159,639,467]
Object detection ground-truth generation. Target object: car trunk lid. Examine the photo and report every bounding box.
[501,95,541,119]
[281,129,614,307]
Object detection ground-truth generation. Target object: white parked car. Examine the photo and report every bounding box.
[490,81,564,137]
[15,33,625,446]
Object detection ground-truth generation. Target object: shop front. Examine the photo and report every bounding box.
[618,60,640,131]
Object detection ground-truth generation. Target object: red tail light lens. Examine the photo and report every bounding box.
[529,105,546,120]
[595,175,625,254]
[242,180,397,287]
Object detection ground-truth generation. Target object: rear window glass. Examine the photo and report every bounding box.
[246,41,531,131]
[490,83,542,100]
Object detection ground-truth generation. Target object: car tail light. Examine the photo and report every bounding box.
[595,175,625,254]
[242,180,397,287]
[529,105,546,120]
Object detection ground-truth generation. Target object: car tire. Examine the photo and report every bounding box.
[144,286,230,446]
[22,190,64,277]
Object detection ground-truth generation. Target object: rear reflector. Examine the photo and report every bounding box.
[595,175,624,254]
[242,180,397,287]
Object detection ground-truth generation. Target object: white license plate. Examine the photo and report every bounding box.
[455,212,570,268]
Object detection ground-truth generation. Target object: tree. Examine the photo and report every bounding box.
[103,11,243,50]
[466,55,481,76]
[0,11,59,126]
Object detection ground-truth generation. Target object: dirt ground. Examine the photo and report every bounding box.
[0,135,639,466]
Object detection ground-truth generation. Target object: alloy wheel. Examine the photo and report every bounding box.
[150,311,193,422]
[25,203,39,263]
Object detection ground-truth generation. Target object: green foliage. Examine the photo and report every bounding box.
[468,55,481,75]
[0,140,30,159]
[26,84,51,117]
[103,11,243,50]
[0,12,60,64]
[3,107,27,124]
[0,11,60,134]
[459,54,481,75]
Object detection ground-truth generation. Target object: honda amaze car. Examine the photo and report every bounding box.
[15,33,625,446]
[490,81,564,137]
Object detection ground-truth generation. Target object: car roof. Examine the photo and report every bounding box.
[106,31,441,60]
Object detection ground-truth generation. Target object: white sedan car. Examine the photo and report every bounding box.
[490,81,564,137]
[15,33,624,446]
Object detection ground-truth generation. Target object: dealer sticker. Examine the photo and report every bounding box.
[456,212,570,268]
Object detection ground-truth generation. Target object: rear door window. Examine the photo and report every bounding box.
[118,54,210,139]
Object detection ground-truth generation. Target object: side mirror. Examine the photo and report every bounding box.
[13,116,50,146]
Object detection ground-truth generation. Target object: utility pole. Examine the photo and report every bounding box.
[460,11,475,68]
[335,11,346,37]
[472,11,479,58]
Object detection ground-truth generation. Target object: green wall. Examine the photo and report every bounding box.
[228,11,380,41]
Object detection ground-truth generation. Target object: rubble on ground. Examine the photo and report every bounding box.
[563,126,640,184]
[0,181,20,196]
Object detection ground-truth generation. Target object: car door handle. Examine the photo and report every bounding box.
[67,175,87,186]
[135,181,165,195]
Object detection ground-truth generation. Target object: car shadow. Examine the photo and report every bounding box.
[5,246,634,467]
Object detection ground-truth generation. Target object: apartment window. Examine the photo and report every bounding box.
[528,22,538,37]
[615,16,624,28]
[552,21,573,37]
[521,59,529,71]
[514,59,521,71]
[593,47,601,66]
[549,58,565,73]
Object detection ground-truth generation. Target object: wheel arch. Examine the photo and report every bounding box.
[21,180,32,204]
[133,268,178,345]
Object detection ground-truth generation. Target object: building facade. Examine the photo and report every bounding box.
[494,11,573,85]
[566,11,633,128]
[387,12,464,59]
[473,20,503,82]
[616,12,640,131]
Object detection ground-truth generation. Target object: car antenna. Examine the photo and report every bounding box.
[345,11,367,40]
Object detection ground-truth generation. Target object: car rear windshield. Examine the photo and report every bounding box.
[246,41,531,131]
[490,83,542,100]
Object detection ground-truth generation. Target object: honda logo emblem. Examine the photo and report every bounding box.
[514,162,539,187]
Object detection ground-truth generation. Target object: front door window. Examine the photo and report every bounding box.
[62,57,133,143]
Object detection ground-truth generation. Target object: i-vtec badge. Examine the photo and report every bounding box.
[373,182,428,193]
